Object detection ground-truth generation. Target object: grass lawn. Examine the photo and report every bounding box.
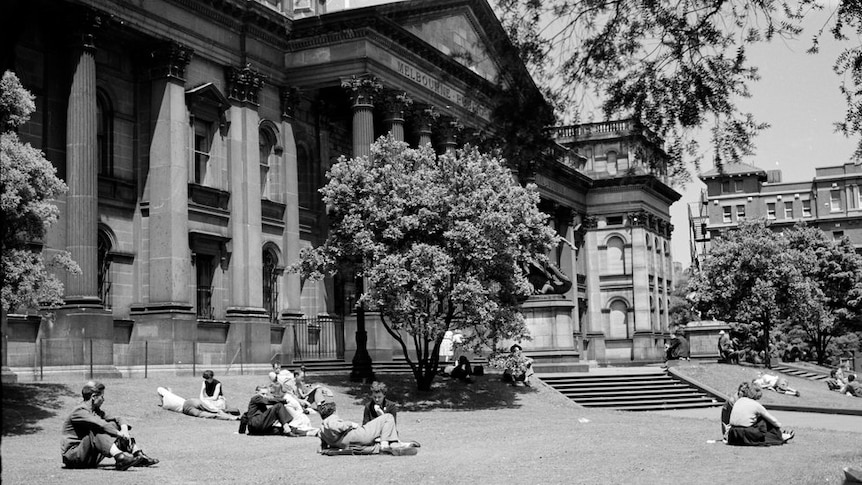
[2,368,860,485]
[673,362,862,411]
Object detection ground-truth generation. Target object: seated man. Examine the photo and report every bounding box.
[318,400,419,455]
[244,385,317,436]
[665,331,690,361]
[825,368,848,391]
[841,374,862,397]
[61,381,159,471]
[717,330,738,364]
[362,381,399,425]
[156,387,237,420]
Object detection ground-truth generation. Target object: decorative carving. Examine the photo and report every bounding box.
[149,41,193,81]
[225,64,266,106]
[341,74,382,106]
[279,86,301,120]
[582,215,599,229]
[526,259,573,295]
[71,9,102,52]
[382,90,413,120]
[626,209,650,227]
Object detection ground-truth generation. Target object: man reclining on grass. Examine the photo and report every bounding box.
[753,373,800,397]
[317,401,419,456]
[156,387,237,421]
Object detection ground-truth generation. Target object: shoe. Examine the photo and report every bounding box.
[113,452,144,471]
[382,446,419,456]
[133,451,160,467]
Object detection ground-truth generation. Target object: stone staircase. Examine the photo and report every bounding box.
[540,368,721,411]
[770,364,829,381]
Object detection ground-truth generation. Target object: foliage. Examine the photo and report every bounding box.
[689,219,862,365]
[488,349,533,376]
[668,267,698,327]
[493,0,862,179]
[1,71,79,312]
[291,135,558,390]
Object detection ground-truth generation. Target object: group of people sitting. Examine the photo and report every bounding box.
[720,380,796,446]
[826,365,862,397]
[62,366,420,471]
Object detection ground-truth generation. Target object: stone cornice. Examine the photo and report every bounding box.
[288,17,497,99]
[164,0,291,46]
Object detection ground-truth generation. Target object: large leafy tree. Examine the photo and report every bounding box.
[781,226,862,364]
[689,220,862,366]
[1,70,79,312]
[495,0,862,177]
[688,220,796,367]
[293,135,558,390]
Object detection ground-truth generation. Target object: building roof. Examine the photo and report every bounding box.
[699,162,767,180]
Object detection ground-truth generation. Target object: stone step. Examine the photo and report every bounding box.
[552,383,691,393]
[561,389,708,400]
[577,395,718,408]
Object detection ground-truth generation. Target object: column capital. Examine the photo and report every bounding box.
[341,74,382,107]
[226,64,266,106]
[412,104,439,130]
[436,115,463,143]
[149,41,193,81]
[382,90,413,120]
[582,215,599,229]
[626,209,650,227]
[70,9,103,53]
[279,86,301,120]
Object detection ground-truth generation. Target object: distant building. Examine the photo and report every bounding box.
[2,0,680,379]
[688,161,862,267]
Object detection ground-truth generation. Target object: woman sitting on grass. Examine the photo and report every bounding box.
[726,381,795,446]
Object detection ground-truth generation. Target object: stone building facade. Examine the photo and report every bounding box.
[689,161,862,267]
[2,0,680,379]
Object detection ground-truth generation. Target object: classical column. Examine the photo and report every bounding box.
[147,41,193,308]
[342,75,381,158]
[382,90,412,142]
[413,105,437,148]
[279,86,303,320]
[436,116,461,154]
[225,64,269,364]
[341,75,382,381]
[65,13,101,306]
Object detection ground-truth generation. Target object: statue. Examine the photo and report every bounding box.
[526,259,572,295]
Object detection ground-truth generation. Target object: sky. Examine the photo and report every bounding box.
[669,3,860,269]
[326,0,860,269]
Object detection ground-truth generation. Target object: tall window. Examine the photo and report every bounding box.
[196,255,215,319]
[263,249,279,323]
[767,203,776,220]
[606,236,626,274]
[96,90,113,176]
[722,206,732,223]
[784,201,794,219]
[802,199,812,217]
[736,205,745,221]
[851,185,861,209]
[734,180,743,192]
[193,119,212,185]
[831,189,842,212]
[606,150,618,175]
[298,144,313,209]
[259,128,276,199]
[609,300,628,339]
[97,230,112,309]
[721,181,731,194]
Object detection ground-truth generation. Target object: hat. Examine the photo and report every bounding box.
[82,381,105,399]
[312,386,334,405]
[719,330,725,335]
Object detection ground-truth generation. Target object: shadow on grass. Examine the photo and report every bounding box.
[311,373,535,412]
[2,382,77,436]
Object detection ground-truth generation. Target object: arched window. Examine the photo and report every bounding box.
[263,247,279,323]
[606,236,626,274]
[259,127,276,199]
[96,90,113,176]
[97,229,112,309]
[609,300,628,338]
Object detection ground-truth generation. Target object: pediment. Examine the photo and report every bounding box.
[398,9,500,83]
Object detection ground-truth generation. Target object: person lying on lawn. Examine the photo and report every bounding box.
[317,401,419,455]
[753,373,800,397]
[726,381,795,446]
[61,381,159,470]
[245,385,317,436]
[156,387,237,420]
